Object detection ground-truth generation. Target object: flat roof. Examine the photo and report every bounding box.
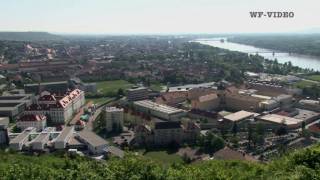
[55,126,74,142]
[224,110,256,122]
[32,133,49,143]
[107,146,124,158]
[259,114,303,125]
[168,82,216,92]
[134,100,185,114]
[0,96,26,100]
[77,130,108,147]
[25,81,68,86]
[10,128,35,144]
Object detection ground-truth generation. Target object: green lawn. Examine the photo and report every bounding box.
[305,75,320,82]
[97,80,133,95]
[86,97,112,105]
[143,150,183,165]
[293,80,317,88]
[150,83,165,92]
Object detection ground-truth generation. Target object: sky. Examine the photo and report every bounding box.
[0,0,319,34]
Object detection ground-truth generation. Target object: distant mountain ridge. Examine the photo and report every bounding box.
[0,32,63,41]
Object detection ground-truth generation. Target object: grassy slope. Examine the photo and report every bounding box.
[1,144,320,179]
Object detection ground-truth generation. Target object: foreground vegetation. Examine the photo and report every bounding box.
[1,144,320,179]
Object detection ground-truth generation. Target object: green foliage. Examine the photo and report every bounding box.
[1,144,320,179]
[197,132,225,154]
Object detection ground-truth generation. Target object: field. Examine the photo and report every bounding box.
[96,80,133,95]
[143,150,183,165]
[305,75,320,82]
[149,83,166,91]
[86,97,112,105]
[293,80,317,88]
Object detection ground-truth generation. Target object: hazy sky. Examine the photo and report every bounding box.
[0,0,319,34]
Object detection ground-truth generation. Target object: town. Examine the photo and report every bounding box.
[1,37,320,163]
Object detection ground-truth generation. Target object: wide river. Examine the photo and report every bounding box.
[195,38,320,71]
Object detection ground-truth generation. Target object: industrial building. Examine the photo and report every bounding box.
[256,114,304,129]
[76,130,108,154]
[191,93,220,111]
[0,94,35,120]
[0,117,9,144]
[31,127,55,151]
[223,110,257,123]
[54,126,74,149]
[298,99,320,112]
[32,132,50,151]
[133,100,186,121]
[24,81,69,95]
[9,127,36,151]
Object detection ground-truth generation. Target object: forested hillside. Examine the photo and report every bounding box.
[229,34,320,57]
[0,144,320,179]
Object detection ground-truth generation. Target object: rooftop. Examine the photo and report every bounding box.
[258,114,303,125]
[224,110,256,122]
[154,121,182,129]
[134,100,185,114]
[198,93,218,102]
[106,107,124,112]
[10,127,36,144]
[77,130,108,147]
[55,126,74,143]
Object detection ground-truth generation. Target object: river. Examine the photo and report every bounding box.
[195,38,320,71]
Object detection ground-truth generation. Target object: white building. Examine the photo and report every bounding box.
[32,132,50,151]
[16,114,47,131]
[76,130,108,155]
[134,100,186,121]
[9,127,36,151]
[25,89,85,124]
[105,107,124,132]
[54,126,74,149]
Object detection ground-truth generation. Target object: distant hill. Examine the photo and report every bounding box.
[0,32,63,41]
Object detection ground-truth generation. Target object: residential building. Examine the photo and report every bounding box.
[16,114,47,131]
[127,87,148,101]
[133,100,186,121]
[105,107,124,132]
